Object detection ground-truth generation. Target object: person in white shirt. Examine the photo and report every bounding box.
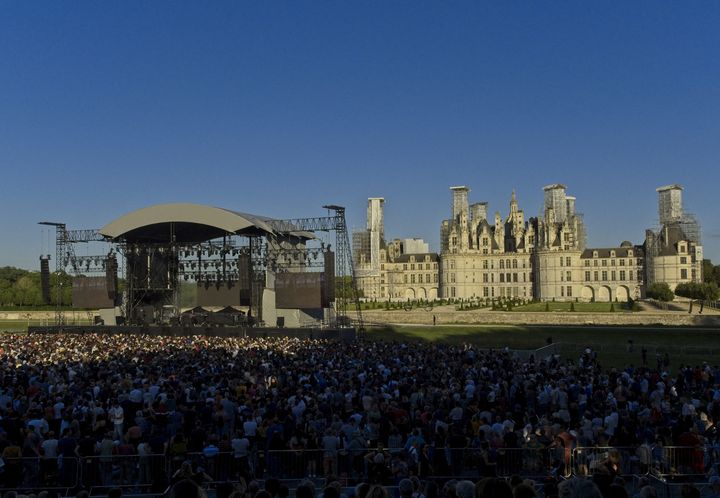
[110,400,124,440]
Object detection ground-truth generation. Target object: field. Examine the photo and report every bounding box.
[366,324,720,369]
[0,317,93,332]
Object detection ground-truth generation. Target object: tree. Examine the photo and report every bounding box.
[675,282,703,313]
[703,259,720,287]
[699,282,720,313]
[646,282,674,302]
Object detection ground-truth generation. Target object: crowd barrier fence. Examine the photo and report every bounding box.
[0,445,715,491]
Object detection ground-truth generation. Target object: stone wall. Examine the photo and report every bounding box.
[362,310,720,327]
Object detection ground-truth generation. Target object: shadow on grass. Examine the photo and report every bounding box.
[365,324,720,368]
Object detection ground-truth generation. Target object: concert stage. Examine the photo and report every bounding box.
[27,324,358,341]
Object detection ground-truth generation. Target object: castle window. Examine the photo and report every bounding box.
[426,274,431,283]
[681,269,688,280]
[529,235,535,245]
[512,259,518,269]
[585,271,591,282]
[403,264,407,270]
[566,257,571,266]
[567,286,572,297]
[620,270,626,281]
[500,274,505,283]
[411,275,416,284]
[610,251,616,257]
[602,271,608,281]
[584,260,590,267]
[566,271,572,282]
[594,271,599,281]
[679,244,686,253]
[680,256,687,264]
[513,273,518,282]
[619,259,625,266]
[483,260,488,269]
[593,260,598,267]
[500,260,505,269]
[628,250,633,257]
[561,286,565,297]
[434,274,438,283]
[602,260,607,267]
[611,271,616,281]
[483,273,488,283]
[611,259,615,266]
[593,251,598,258]
[560,257,564,267]
[482,237,489,246]
[410,264,415,270]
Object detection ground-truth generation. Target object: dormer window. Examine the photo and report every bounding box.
[628,250,633,257]
[593,251,598,258]
[610,251,616,258]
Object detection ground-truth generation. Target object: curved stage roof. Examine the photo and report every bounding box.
[100,203,299,243]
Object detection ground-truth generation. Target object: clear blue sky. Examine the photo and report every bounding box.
[1,1,719,270]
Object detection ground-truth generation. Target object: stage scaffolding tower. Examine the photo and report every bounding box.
[270,205,364,331]
[38,222,105,325]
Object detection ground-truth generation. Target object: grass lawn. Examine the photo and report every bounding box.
[0,319,92,333]
[510,302,632,312]
[366,324,720,369]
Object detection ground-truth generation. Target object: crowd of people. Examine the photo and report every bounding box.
[0,332,719,497]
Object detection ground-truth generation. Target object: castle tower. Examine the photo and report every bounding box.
[544,184,568,224]
[657,184,684,224]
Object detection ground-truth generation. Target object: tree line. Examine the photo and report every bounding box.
[0,267,73,307]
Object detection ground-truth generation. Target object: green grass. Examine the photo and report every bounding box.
[0,319,93,333]
[366,324,720,369]
[510,302,632,312]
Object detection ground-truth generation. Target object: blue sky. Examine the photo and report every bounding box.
[1,1,719,269]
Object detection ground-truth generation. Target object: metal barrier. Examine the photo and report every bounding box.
[184,451,239,482]
[573,447,647,477]
[79,454,165,489]
[0,456,79,492]
[264,449,338,479]
[2,445,713,490]
[652,446,708,478]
